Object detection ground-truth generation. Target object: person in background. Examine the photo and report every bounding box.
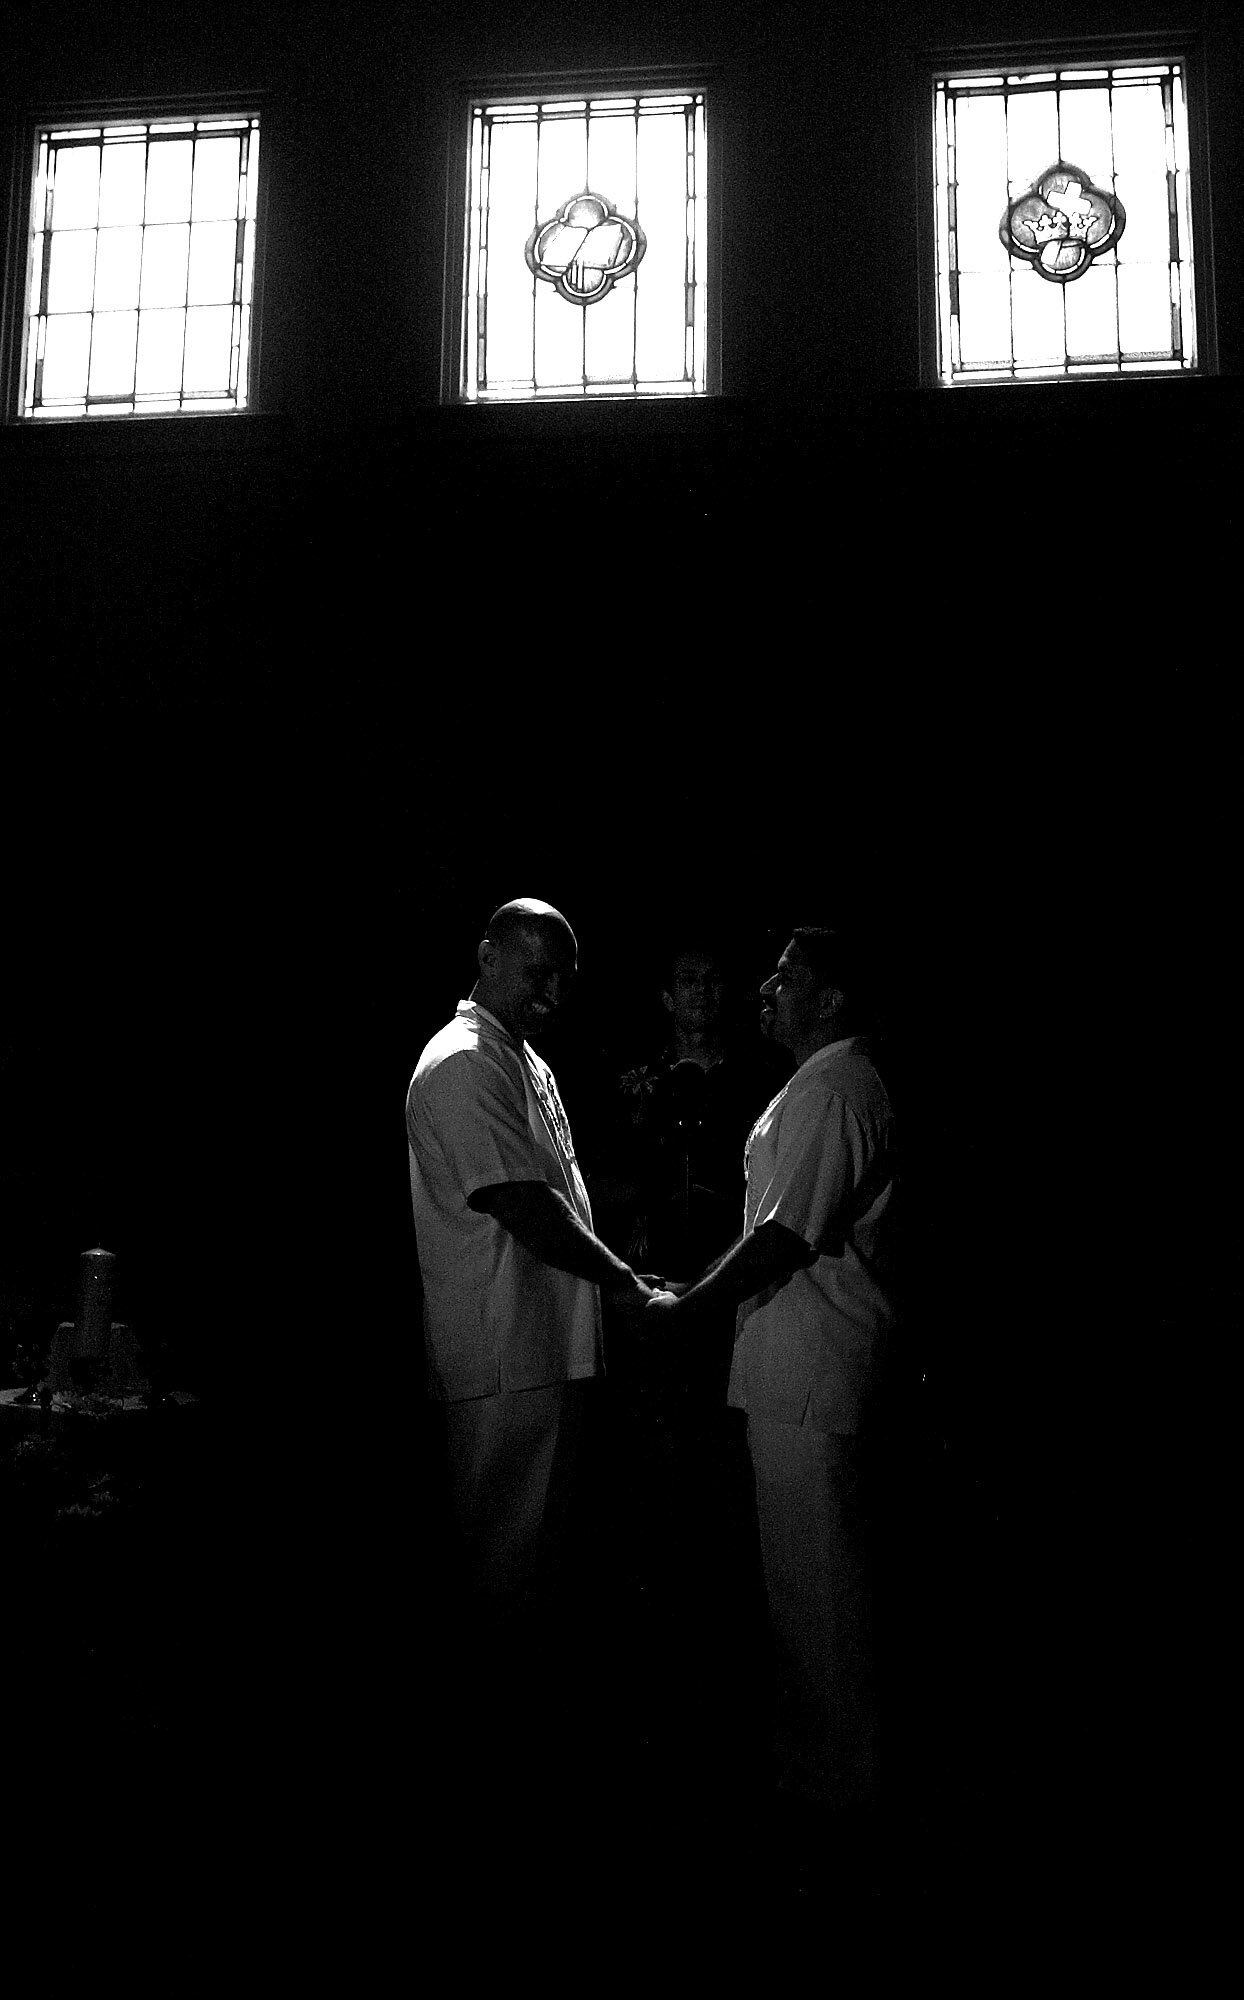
[589,938,793,1292]
[582,936,793,1778]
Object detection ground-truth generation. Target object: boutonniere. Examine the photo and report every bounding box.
[619,1065,660,1100]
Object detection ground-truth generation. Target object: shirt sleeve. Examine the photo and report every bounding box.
[411,1046,546,1198]
[749,1079,869,1256]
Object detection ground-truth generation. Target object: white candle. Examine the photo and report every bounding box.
[74,1248,116,1358]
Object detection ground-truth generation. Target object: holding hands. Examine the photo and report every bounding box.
[609,1270,659,1319]
[639,1274,690,1303]
[608,1273,692,1337]
[639,1276,693,1327]
[643,1288,684,1316]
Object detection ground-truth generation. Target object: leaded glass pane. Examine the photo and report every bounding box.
[46,229,96,313]
[144,140,193,223]
[586,109,636,218]
[956,96,1008,273]
[584,277,636,383]
[93,225,143,311]
[1057,89,1113,178]
[462,89,708,400]
[40,313,92,401]
[1063,261,1118,358]
[1116,262,1173,353]
[140,225,191,308]
[186,220,237,306]
[87,307,138,398]
[98,140,146,227]
[21,115,260,417]
[957,274,1012,365]
[933,62,1198,383]
[135,307,186,395]
[182,304,233,394]
[483,118,537,387]
[534,273,583,388]
[191,137,242,221]
[51,146,100,229]
[1010,264,1065,365]
[536,116,587,223]
[1005,92,1060,197]
[635,109,691,383]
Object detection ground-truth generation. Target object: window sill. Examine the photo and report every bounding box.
[434,393,736,436]
[935,366,1212,390]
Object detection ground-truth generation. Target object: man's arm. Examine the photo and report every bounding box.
[468,1181,651,1305]
[645,1220,815,1331]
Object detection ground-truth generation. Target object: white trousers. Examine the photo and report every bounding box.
[439,1378,591,1609]
[747,1417,879,1810]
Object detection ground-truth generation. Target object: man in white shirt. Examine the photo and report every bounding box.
[407,897,653,1624]
[645,927,898,1841]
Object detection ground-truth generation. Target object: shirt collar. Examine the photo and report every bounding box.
[793,1034,858,1079]
[457,998,525,1049]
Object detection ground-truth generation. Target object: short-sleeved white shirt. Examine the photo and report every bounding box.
[406,1000,603,1402]
[727,1036,897,1434]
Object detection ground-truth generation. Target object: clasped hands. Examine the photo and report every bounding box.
[607,1272,695,1333]
[639,1274,690,1314]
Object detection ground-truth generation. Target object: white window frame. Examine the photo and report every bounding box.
[916,36,1218,388]
[440,67,722,404]
[1,93,269,424]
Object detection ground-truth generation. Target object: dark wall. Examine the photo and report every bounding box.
[1,0,1239,1459]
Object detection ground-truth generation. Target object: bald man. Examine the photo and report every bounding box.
[407,899,653,1625]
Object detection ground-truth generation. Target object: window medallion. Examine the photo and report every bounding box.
[526,192,646,304]
[1001,162,1125,281]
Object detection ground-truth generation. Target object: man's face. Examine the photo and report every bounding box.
[664,952,727,1035]
[758,941,821,1052]
[485,925,578,1042]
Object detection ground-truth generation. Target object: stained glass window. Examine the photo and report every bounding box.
[459,91,708,400]
[20,115,261,418]
[932,63,1199,383]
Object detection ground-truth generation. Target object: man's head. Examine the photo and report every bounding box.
[661,944,728,1041]
[472,898,579,1044]
[759,927,862,1064]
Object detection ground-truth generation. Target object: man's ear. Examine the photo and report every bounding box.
[660,988,675,1017]
[477,937,495,976]
[818,985,845,1023]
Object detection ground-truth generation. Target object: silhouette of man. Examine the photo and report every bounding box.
[407,897,653,1632]
[645,927,898,1860]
